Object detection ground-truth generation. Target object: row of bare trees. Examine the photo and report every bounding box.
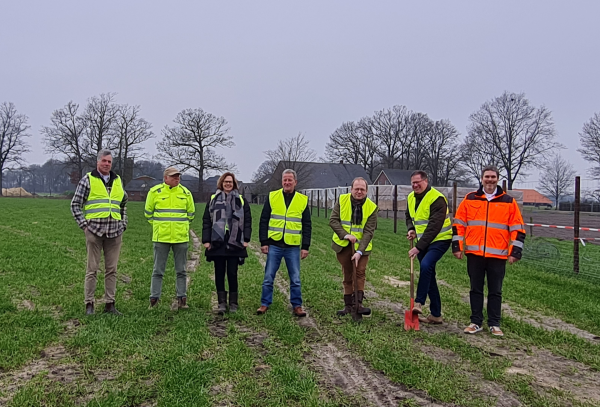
[42,93,153,185]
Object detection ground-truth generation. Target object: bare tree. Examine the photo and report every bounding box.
[538,154,576,208]
[365,105,410,169]
[578,112,600,176]
[0,102,31,195]
[324,121,379,179]
[405,112,432,171]
[261,133,316,187]
[42,101,88,180]
[82,93,119,165]
[156,108,234,192]
[424,119,462,186]
[467,91,559,189]
[113,104,153,184]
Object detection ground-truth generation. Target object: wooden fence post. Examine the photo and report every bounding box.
[317,190,320,218]
[393,185,398,234]
[452,182,457,215]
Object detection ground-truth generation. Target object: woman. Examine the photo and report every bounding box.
[202,172,252,314]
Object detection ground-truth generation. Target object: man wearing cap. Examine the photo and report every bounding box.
[145,167,195,309]
[71,149,127,316]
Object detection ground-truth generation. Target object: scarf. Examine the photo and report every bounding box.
[209,189,245,248]
[350,196,366,225]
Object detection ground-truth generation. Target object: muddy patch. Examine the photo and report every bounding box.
[118,274,132,284]
[382,275,410,288]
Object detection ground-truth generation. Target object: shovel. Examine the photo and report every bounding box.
[404,239,420,331]
[350,245,362,322]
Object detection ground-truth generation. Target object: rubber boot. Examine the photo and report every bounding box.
[229,292,239,313]
[104,302,122,316]
[85,302,94,315]
[217,291,227,315]
[356,291,371,316]
[336,294,354,316]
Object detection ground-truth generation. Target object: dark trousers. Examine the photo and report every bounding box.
[466,254,506,327]
[214,257,239,293]
[415,240,451,318]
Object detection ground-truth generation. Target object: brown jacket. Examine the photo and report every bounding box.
[329,197,378,254]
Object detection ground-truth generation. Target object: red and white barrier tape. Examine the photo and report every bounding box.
[525,223,600,232]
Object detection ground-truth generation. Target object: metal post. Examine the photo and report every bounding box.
[452,182,458,215]
[311,191,313,215]
[574,176,580,274]
[375,185,379,207]
[393,185,398,234]
[317,190,320,217]
[502,179,507,191]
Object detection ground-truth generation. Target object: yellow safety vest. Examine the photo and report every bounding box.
[332,193,378,252]
[268,189,308,246]
[145,183,195,243]
[407,187,452,243]
[84,173,124,220]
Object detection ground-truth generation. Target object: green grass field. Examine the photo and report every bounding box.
[1,198,600,406]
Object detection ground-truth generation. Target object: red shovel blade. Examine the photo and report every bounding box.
[404,298,420,331]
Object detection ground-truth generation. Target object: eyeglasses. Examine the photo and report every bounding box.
[411,179,425,186]
[223,181,234,184]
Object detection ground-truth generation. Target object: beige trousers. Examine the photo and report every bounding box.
[336,244,370,295]
[84,229,123,304]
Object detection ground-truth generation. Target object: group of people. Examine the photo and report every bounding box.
[71,150,525,337]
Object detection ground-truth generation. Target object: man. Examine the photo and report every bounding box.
[257,169,311,317]
[329,177,378,316]
[71,149,127,315]
[406,170,452,324]
[145,167,195,309]
[452,165,526,336]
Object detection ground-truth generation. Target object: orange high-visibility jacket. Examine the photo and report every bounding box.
[452,187,526,260]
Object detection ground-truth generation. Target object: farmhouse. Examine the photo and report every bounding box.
[513,188,553,208]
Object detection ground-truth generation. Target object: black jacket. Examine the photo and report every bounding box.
[259,190,311,251]
[405,186,448,252]
[202,196,252,260]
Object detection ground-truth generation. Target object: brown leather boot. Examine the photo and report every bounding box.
[356,291,371,316]
[336,294,353,316]
[418,314,443,324]
[85,302,94,315]
[293,306,307,317]
[256,305,268,315]
[178,297,189,309]
[104,302,122,316]
[149,298,159,310]
[217,292,227,314]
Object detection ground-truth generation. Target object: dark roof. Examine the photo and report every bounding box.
[271,162,371,189]
[180,175,219,192]
[375,169,414,185]
[124,177,162,192]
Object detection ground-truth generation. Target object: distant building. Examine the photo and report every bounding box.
[513,189,553,208]
[267,161,371,191]
[373,169,414,186]
[124,175,161,201]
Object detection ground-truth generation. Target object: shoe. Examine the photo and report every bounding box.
[256,305,268,315]
[464,323,483,334]
[85,302,94,315]
[336,294,353,316]
[412,302,423,315]
[148,298,159,310]
[293,306,307,317]
[103,302,122,316]
[217,291,227,315]
[490,326,504,337]
[178,297,189,309]
[418,314,443,324]
[356,291,371,316]
[229,292,238,313]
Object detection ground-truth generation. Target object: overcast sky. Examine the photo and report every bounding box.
[2,1,599,187]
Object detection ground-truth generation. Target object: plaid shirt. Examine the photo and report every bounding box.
[71,170,128,238]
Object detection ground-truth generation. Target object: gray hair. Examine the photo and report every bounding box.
[410,170,428,180]
[351,177,368,191]
[282,168,297,181]
[97,149,113,162]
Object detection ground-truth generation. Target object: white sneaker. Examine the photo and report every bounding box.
[464,323,483,334]
[490,326,504,337]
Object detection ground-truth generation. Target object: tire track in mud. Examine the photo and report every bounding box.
[249,243,448,407]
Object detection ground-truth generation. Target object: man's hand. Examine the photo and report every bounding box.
[203,243,211,250]
[261,245,269,254]
[453,251,463,260]
[408,247,419,259]
[243,242,249,247]
[301,249,309,260]
[407,230,416,240]
[351,252,361,267]
[508,255,519,264]
[344,234,357,244]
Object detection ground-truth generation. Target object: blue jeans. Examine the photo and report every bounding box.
[260,246,302,308]
[415,240,451,318]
